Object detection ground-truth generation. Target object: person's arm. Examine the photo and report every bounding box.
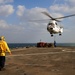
[3,41,12,55]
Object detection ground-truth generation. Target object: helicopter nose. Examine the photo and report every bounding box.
[50,28,53,30]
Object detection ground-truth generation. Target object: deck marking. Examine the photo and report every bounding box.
[7,50,75,57]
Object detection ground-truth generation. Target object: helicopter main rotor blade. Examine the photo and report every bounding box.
[55,14,75,19]
[42,12,53,19]
[42,12,61,22]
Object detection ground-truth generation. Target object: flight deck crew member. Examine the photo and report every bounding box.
[0,36,11,71]
[54,40,56,47]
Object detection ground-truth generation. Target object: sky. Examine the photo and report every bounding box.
[0,0,75,43]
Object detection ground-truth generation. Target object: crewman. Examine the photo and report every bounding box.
[54,40,56,47]
[0,36,11,71]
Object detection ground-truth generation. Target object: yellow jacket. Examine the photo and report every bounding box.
[0,40,11,56]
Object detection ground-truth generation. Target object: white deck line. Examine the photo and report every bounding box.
[6,50,75,57]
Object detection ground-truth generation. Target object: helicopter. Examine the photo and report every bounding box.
[42,12,75,37]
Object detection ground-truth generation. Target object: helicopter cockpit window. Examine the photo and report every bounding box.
[55,22,57,25]
[48,23,54,25]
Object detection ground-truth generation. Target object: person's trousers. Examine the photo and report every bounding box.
[0,56,5,69]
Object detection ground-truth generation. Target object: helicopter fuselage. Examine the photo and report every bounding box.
[47,20,63,36]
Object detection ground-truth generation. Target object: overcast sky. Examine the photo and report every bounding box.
[0,0,75,43]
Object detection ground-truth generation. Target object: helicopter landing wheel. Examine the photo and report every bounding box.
[51,34,53,37]
[59,34,62,36]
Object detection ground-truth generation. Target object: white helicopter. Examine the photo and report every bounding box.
[42,12,75,37]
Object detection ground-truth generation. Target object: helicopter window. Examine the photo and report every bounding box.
[48,23,53,25]
[55,22,57,25]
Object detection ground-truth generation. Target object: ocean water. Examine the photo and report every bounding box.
[56,43,75,47]
[8,43,37,49]
[8,43,75,49]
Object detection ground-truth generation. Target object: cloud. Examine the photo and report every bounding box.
[0,20,9,29]
[0,5,14,17]
[50,0,75,14]
[16,5,26,17]
[16,6,49,31]
[0,19,48,43]
[65,0,75,3]
[0,19,25,31]
[16,6,49,22]
[16,6,49,33]
[50,4,70,13]
[0,0,13,4]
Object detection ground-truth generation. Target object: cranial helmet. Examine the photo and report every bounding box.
[0,36,5,40]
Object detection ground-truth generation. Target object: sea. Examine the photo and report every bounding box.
[8,43,75,49]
